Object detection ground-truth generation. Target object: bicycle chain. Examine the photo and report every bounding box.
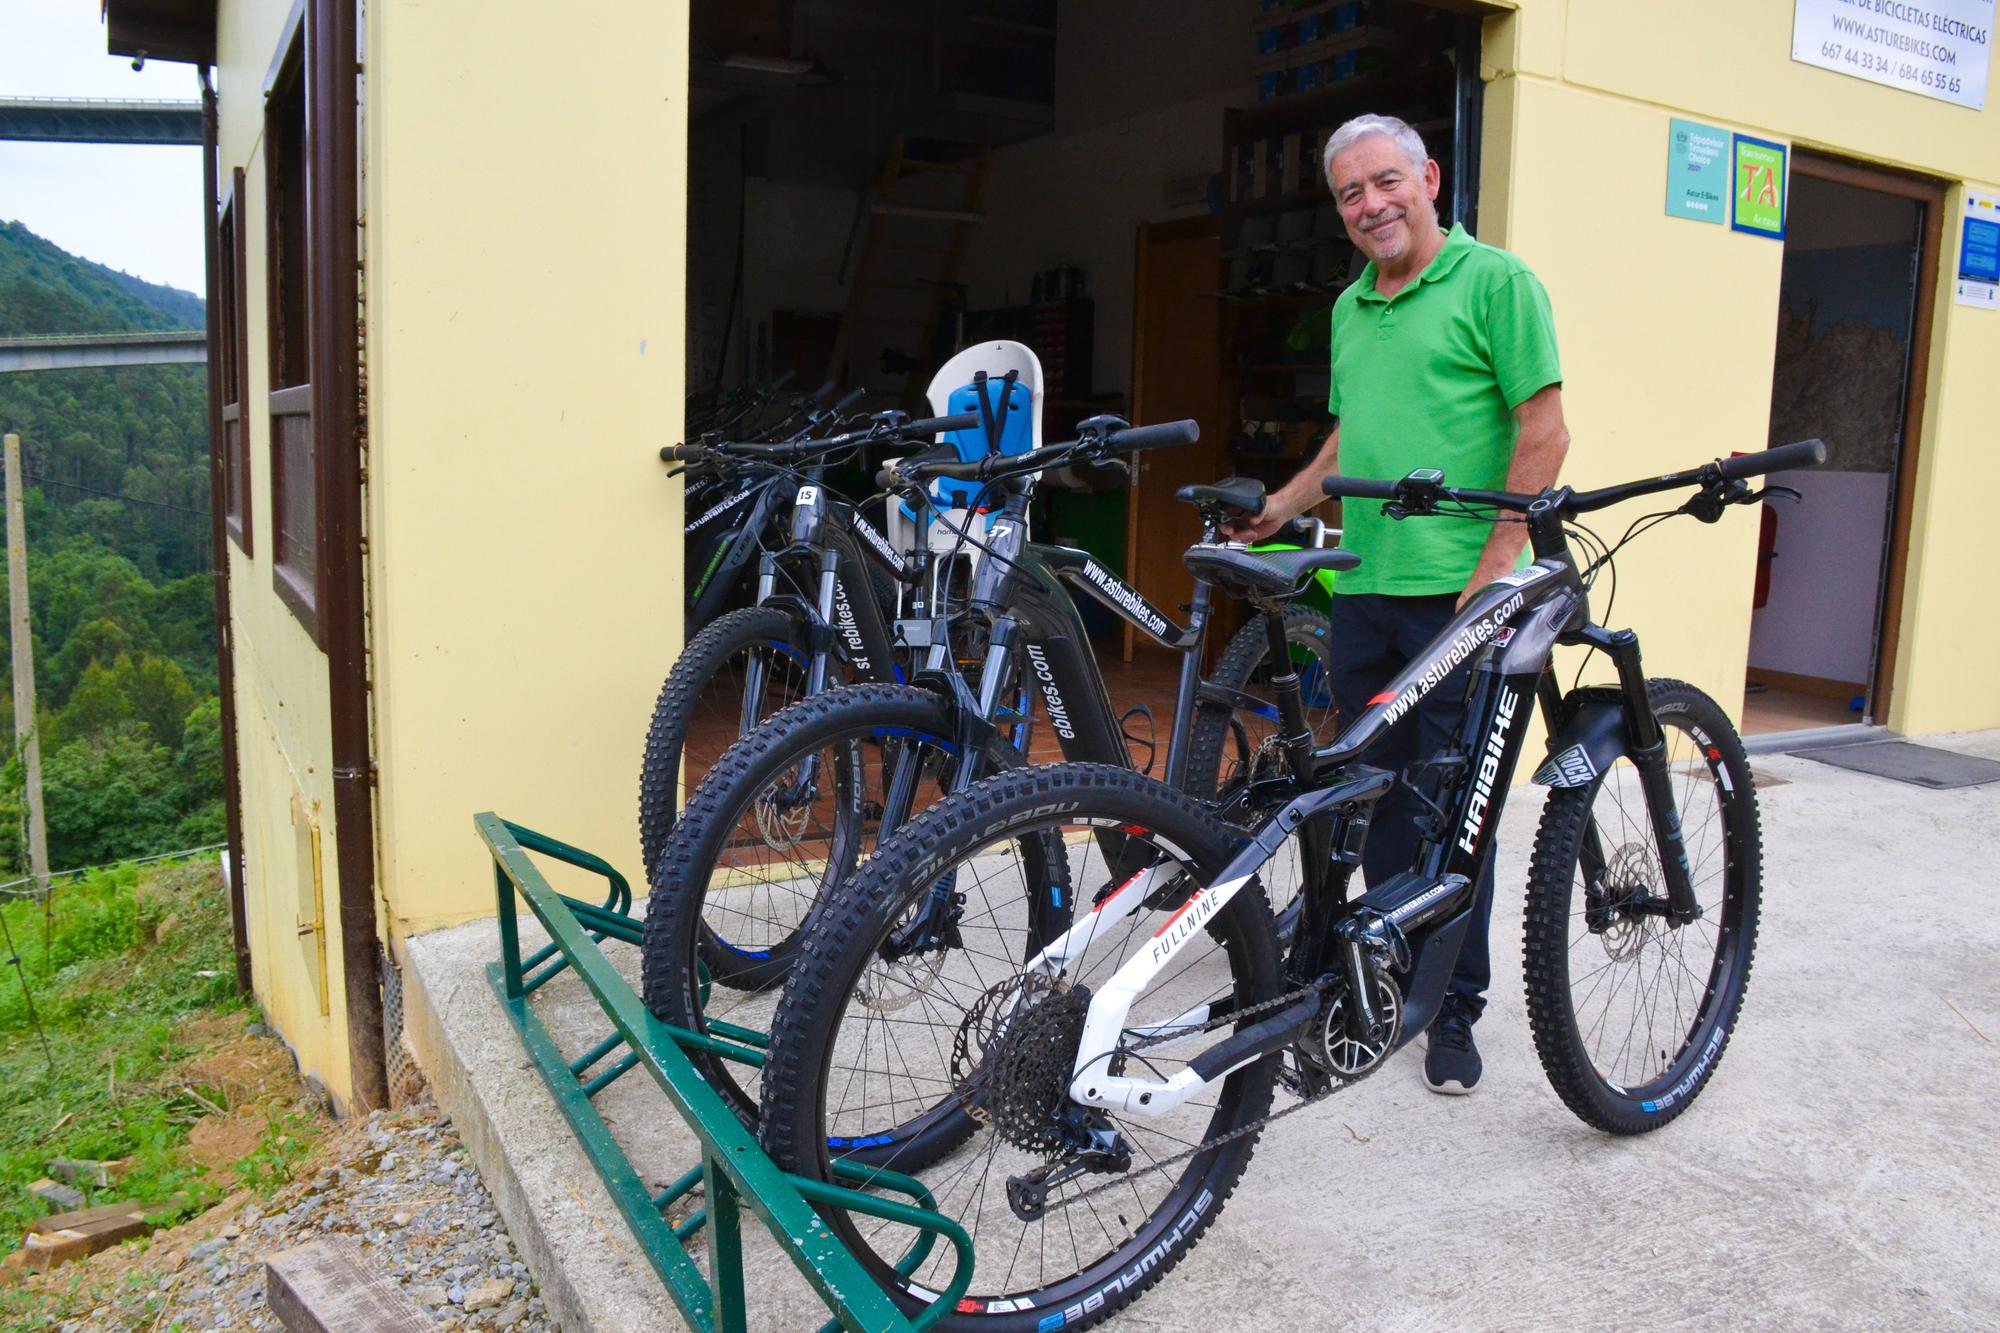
[1029,980,1360,1218]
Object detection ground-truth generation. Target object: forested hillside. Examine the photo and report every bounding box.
[0,221,221,872]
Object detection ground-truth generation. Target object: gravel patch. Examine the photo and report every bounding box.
[46,1104,557,1333]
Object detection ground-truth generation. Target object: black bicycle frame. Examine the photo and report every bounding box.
[687,474,788,625]
[958,505,1209,782]
[1189,503,1703,1074]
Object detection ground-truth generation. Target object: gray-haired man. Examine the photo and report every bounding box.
[1227,113,1570,1093]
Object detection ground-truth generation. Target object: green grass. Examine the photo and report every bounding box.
[0,860,275,1254]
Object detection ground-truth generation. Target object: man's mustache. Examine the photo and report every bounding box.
[1360,207,1407,234]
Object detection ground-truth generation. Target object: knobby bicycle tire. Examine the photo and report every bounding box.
[1522,678,1762,1134]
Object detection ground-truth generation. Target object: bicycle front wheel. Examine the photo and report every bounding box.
[1522,678,1762,1134]
[637,605,821,872]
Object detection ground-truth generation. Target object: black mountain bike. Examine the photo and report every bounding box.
[753,439,1826,1331]
[640,411,977,868]
[639,418,1343,1124]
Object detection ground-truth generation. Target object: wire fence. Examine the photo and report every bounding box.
[0,842,226,900]
[0,841,228,1070]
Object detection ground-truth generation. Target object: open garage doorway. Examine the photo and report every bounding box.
[1745,153,1942,737]
[683,0,1493,747]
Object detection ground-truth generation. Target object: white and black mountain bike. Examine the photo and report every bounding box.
[752,438,1825,1331]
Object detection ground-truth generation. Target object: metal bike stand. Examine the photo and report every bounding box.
[476,813,974,1332]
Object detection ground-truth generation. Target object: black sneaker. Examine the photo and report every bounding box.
[1423,999,1482,1095]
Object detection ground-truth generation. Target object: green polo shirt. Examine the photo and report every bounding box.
[1327,223,1562,596]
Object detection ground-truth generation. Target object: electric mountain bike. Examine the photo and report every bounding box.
[639,419,1344,1128]
[641,410,977,871]
[753,438,1826,1331]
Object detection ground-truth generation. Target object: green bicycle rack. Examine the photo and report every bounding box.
[477,812,975,1332]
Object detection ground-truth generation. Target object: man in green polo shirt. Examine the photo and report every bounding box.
[1227,113,1570,1095]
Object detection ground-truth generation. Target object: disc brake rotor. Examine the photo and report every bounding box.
[752,765,816,852]
[1599,843,1658,962]
[855,951,948,1012]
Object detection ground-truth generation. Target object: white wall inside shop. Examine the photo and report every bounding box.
[961,0,1247,397]
[961,89,1236,399]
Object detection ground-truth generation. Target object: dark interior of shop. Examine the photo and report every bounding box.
[686,0,1484,667]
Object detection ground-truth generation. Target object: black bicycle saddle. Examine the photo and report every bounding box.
[1181,543,1360,601]
[1175,476,1267,515]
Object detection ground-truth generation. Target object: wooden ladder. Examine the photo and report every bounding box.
[827,136,992,403]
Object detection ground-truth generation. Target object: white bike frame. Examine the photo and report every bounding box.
[1019,848,1268,1120]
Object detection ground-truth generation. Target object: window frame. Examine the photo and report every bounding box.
[219,167,252,554]
[264,16,320,641]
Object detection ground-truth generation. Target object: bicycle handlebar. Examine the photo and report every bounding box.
[1714,438,1827,480]
[660,411,980,465]
[874,418,1200,490]
[1320,439,1828,516]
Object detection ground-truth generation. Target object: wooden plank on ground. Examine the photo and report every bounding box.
[48,1156,131,1188]
[265,1239,432,1333]
[18,1199,179,1273]
[28,1200,149,1234]
[26,1178,85,1212]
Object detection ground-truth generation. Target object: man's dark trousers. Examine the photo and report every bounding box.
[1323,591,1495,1019]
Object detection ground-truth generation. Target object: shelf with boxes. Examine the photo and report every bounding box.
[1218,1,1469,486]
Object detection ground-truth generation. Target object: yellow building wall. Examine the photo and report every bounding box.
[1482,0,2000,734]
[363,0,689,936]
[214,0,355,1105]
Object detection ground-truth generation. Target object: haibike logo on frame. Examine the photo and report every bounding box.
[1026,644,1075,739]
[1457,686,1520,855]
[1083,560,1169,638]
[831,579,872,672]
[1380,589,1529,727]
[688,489,751,532]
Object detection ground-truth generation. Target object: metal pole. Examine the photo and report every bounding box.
[3,434,50,897]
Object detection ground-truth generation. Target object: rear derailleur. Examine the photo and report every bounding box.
[1006,1107,1133,1221]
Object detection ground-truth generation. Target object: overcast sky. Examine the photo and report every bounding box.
[0,0,207,296]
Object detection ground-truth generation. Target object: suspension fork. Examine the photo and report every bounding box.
[1597,627,1700,923]
[807,546,841,696]
[737,553,782,737]
[1536,673,1610,894]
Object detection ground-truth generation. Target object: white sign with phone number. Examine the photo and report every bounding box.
[1793,0,1994,109]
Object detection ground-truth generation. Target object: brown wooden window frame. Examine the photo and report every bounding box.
[219,167,252,554]
[264,12,320,641]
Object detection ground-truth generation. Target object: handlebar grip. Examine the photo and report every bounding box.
[771,367,797,392]
[1107,419,1200,453]
[901,412,980,438]
[807,380,837,405]
[1320,475,1399,500]
[661,444,700,463]
[833,386,867,413]
[1716,439,1827,480]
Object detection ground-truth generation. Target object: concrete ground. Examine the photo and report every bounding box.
[404,731,2000,1331]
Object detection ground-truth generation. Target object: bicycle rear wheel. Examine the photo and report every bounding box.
[760,763,1281,1332]
[1522,679,1761,1133]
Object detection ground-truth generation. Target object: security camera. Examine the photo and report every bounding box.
[131,52,148,71]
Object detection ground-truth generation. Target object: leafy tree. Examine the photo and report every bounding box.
[0,221,221,873]
[38,725,185,867]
